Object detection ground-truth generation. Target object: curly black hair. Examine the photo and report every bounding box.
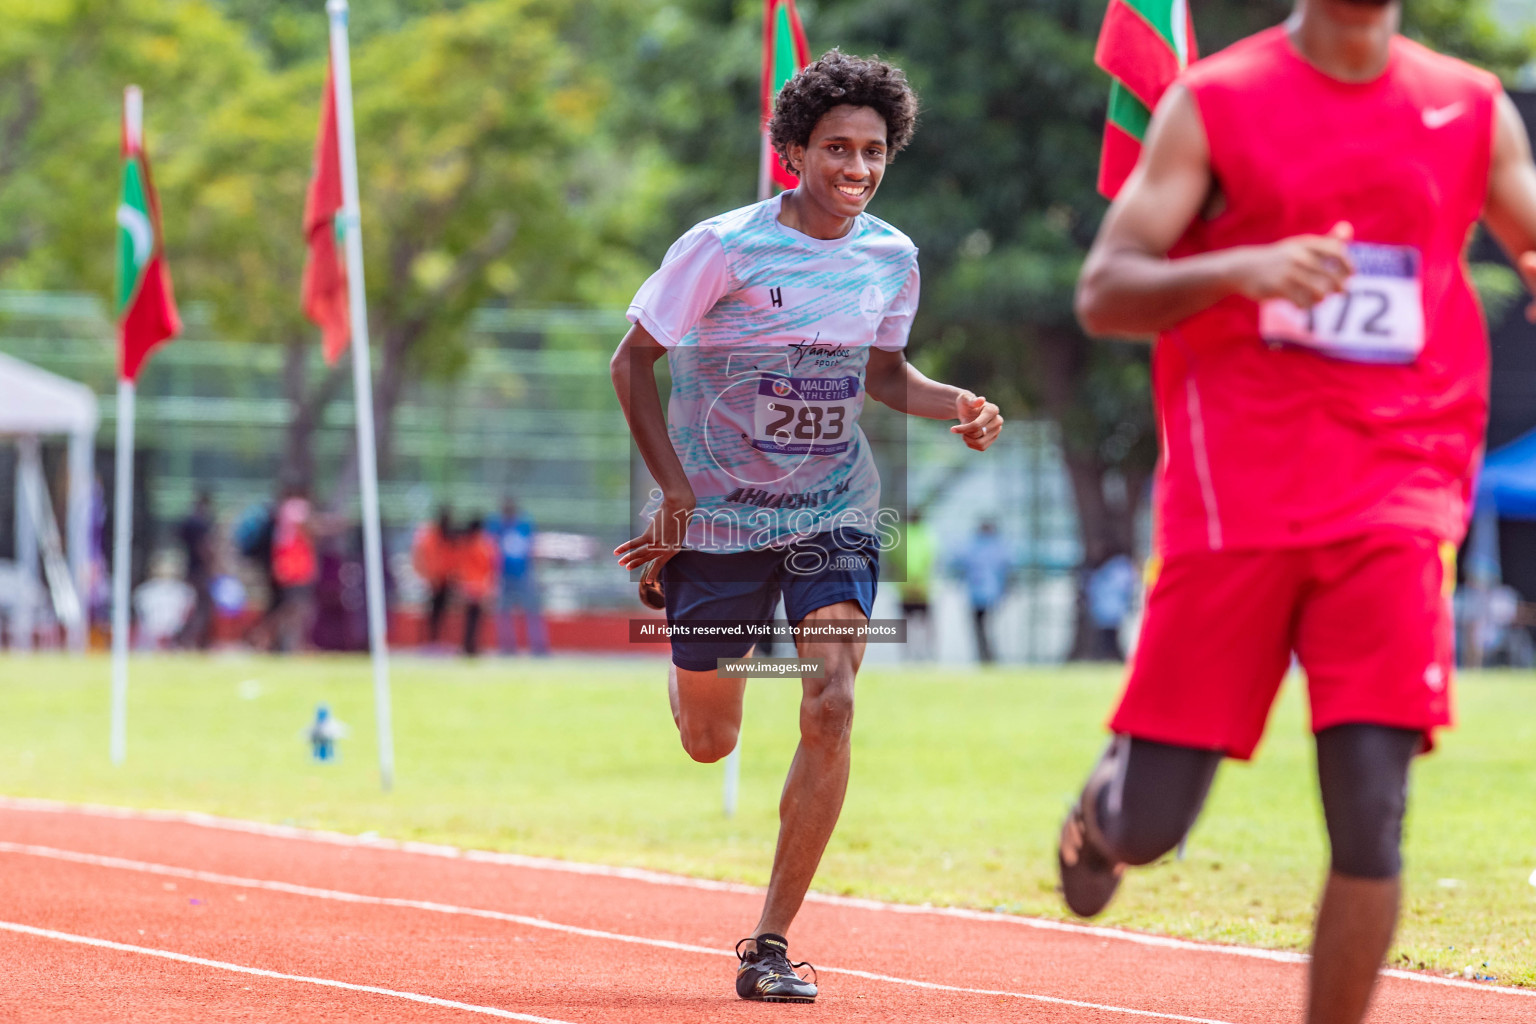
[768,49,919,177]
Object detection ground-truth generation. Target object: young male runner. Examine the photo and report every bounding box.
[610,50,1002,1003]
[1063,2,1536,1022]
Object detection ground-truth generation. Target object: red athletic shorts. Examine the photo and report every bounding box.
[1111,531,1454,760]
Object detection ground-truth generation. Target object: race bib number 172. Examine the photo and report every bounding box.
[1258,243,1424,364]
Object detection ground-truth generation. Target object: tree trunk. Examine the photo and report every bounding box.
[279,336,350,500]
[371,323,414,479]
[1034,325,1145,660]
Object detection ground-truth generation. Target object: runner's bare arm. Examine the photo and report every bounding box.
[1482,92,1536,322]
[1075,86,1354,338]
[865,348,1003,451]
[609,323,695,568]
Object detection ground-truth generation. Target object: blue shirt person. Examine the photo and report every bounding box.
[952,520,1014,664]
[487,497,548,655]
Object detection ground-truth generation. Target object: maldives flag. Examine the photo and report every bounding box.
[302,65,349,365]
[762,0,811,191]
[116,87,181,382]
[1095,0,1197,199]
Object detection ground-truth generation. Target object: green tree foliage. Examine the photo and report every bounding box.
[554,0,768,241]
[0,0,255,283]
[212,0,477,70]
[4,0,668,497]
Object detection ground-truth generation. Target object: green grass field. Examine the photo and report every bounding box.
[2,654,1533,985]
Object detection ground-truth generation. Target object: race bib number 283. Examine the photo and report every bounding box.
[1258,243,1425,364]
[752,376,858,456]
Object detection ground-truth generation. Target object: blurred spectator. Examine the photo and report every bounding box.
[176,489,216,650]
[311,526,363,651]
[1458,581,1534,668]
[952,520,1012,665]
[0,562,45,649]
[269,488,318,652]
[895,511,935,661]
[133,551,193,650]
[89,474,110,628]
[489,496,549,655]
[235,497,279,649]
[1086,549,1137,662]
[412,507,455,647]
[455,516,499,656]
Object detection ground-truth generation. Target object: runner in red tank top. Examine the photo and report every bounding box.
[1059,3,1536,1022]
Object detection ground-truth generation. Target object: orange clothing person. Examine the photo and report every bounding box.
[453,519,498,656]
[412,509,454,645]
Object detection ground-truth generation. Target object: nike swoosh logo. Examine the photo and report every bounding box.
[1422,102,1466,129]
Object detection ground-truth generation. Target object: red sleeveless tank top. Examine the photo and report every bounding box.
[1153,27,1500,556]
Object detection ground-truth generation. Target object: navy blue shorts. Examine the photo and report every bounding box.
[661,530,879,672]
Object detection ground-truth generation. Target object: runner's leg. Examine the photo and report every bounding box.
[1294,534,1452,1024]
[1306,723,1419,1024]
[1063,547,1298,917]
[1094,735,1222,866]
[670,663,747,763]
[751,598,866,939]
[660,550,765,764]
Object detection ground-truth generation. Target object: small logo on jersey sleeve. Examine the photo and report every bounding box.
[859,284,885,323]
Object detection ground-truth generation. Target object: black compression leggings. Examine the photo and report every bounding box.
[1092,724,1421,878]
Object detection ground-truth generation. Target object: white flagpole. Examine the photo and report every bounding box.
[722,735,740,817]
[327,0,395,791]
[109,381,135,765]
[109,86,143,767]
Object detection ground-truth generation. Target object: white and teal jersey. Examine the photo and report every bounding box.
[627,192,919,554]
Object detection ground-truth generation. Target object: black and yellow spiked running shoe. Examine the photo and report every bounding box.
[735,933,817,1003]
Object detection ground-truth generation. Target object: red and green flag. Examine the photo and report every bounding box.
[116,86,180,382]
[1095,0,1197,199]
[761,0,812,191]
[302,64,350,366]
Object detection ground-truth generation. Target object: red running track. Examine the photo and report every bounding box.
[0,798,1529,1023]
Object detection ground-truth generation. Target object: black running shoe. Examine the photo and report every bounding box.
[735,933,817,1003]
[1058,740,1127,918]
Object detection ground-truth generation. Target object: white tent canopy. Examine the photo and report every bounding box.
[0,351,99,435]
[0,351,98,650]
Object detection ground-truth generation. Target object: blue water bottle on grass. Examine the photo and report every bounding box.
[309,704,344,762]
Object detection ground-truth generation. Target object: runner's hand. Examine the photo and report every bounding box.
[1233,221,1355,308]
[1519,251,1536,323]
[614,491,695,572]
[951,391,1003,452]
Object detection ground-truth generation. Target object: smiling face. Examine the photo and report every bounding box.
[784,104,889,236]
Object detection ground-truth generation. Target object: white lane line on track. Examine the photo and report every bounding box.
[5,797,1532,1000]
[0,919,574,1023]
[1,842,1235,1024]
